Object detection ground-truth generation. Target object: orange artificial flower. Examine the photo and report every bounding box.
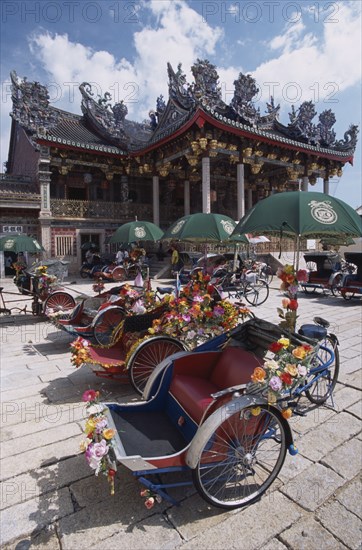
[251,367,267,383]
[292,346,307,360]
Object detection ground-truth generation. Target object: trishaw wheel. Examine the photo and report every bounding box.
[244,279,269,306]
[260,265,273,285]
[303,285,316,294]
[330,273,343,297]
[192,405,287,509]
[128,337,186,395]
[44,292,76,316]
[112,266,126,282]
[305,336,340,404]
[93,306,125,346]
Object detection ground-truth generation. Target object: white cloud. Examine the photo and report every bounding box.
[26,1,223,122]
[254,1,361,108]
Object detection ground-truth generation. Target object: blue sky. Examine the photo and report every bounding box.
[1,0,361,207]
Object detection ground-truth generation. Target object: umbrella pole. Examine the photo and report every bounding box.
[296,234,300,271]
[233,244,239,272]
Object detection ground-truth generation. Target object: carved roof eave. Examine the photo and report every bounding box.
[148,97,196,144]
[36,136,127,157]
[134,105,355,164]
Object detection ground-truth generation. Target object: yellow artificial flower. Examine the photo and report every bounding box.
[267,391,277,404]
[278,337,290,348]
[80,438,92,452]
[103,428,116,440]
[84,418,97,433]
[285,363,298,377]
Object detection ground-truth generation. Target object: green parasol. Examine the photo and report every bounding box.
[233,192,362,238]
[110,220,164,244]
[233,191,362,269]
[162,213,236,243]
[0,235,44,253]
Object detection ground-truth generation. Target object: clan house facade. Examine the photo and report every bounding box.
[1,60,358,271]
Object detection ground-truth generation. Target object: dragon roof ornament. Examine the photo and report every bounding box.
[10,70,60,146]
[79,82,129,147]
[230,73,280,128]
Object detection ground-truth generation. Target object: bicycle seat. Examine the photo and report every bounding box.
[298,324,327,340]
[157,287,174,295]
[313,316,330,329]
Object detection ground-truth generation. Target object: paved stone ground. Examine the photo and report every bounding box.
[0,276,361,550]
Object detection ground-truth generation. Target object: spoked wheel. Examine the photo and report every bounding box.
[112,266,127,282]
[192,405,287,509]
[127,337,186,394]
[44,292,76,316]
[80,269,88,279]
[259,265,273,285]
[303,285,317,294]
[342,289,356,300]
[330,273,343,297]
[305,336,340,404]
[244,279,269,306]
[93,306,126,346]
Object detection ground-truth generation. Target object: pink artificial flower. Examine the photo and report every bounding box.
[95,418,108,434]
[269,376,283,392]
[85,440,109,470]
[297,365,308,377]
[297,269,308,283]
[282,298,291,309]
[82,389,98,402]
[144,497,155,509]
[213,306,225,317]
[288,284,299,296]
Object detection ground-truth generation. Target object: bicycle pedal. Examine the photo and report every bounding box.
[292,406,308,416]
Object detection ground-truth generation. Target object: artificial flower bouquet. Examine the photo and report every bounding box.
[276,265,308,331]
[34,265,58,296]
[276,264,308,296]
[92,279,105,294]
[148,288,250,348]
[250,336,315,416]
[80,389,117,494]
[70,337,91,368]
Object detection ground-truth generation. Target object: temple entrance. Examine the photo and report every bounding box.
[80,233,100,262]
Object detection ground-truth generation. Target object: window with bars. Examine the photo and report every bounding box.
[55,236,74,257]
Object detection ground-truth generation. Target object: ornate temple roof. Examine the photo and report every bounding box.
[9,61,358,161]
[0,175,40,203]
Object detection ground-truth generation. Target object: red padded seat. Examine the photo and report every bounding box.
[170,375,216,422]
[170,347,263,423]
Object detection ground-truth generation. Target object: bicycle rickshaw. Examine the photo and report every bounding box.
[299,252,342,295]
[71,278,253,394]
[83,315,338,509]
[11,259,76,316]
[56,284,149,343]
[340,252,362,300]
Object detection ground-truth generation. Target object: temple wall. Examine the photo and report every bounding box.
[10,126,40,179]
